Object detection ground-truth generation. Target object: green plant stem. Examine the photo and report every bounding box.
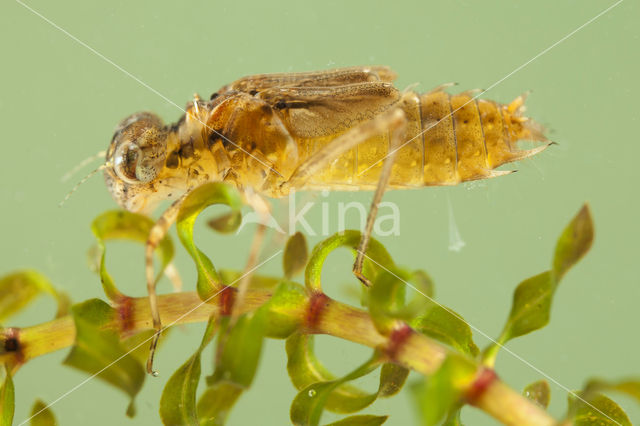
[1,290,555,426]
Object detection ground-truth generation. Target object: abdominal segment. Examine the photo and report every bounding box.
[299,90,549,190]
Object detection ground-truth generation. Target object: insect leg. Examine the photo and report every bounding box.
[231,190,271,321]
[145,191,191,376]
[281,106,408,191]
[353,109,407,286]
[280,96,410,286]
[214,190,270,363]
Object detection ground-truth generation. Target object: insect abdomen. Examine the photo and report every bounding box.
[344,90,549,189]
[288,89,549,192]
[419,90,549,185]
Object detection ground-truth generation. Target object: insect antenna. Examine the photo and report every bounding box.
[59,163,108,207]
[60,150,106,183]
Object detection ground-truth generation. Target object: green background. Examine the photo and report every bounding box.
[1,0,638,424]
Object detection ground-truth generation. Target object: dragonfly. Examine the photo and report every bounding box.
[97,65,550,374]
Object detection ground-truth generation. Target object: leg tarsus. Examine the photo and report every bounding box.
[352,266,372,287]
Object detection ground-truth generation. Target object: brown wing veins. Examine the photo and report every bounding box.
[257,82,401,138]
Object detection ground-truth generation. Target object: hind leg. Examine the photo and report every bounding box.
[353,113,406,286]
[280,98,409,286]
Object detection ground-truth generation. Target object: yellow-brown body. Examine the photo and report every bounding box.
[104,66,548,213]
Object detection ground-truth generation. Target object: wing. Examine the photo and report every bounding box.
[218,66,397,94]
[256,81,401,138]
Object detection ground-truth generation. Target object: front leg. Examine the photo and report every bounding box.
[145,191,191,376]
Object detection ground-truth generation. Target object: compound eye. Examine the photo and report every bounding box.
[113,141,142,184]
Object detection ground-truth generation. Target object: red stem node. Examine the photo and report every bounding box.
[465,367,499,405]
[306,291,330,330]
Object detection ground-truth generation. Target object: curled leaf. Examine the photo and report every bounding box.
[523,380,551,409]
[159,318,217,426]
[286,333,407,415]
[305,231,394,293]
[0,365,14,426]
[284,232,309,279]
[286,333,372,413]
[412,303,479,357]
[30,399,58,426]
[62,299,144,417]
[176,183,243,300]
[290,355,381,426]
[0,270,69,322]
[91,210,174,301]
[363,268,434,333]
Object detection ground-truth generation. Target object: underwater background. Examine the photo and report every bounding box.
[1,0,638,424]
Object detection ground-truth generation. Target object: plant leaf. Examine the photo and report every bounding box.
[286,333,407,415]
[286,333,371,413]
[196,382,243,426]
[0,270,69,323]
[210,308,267,389]
[159,318,217,426]
[484,270,554,364]
[197,310,266,424]
[206,210,242,234]
[368,270,407,335]
[582,378,640,404]
[410,354,477,426]
[91,210,174,301]
[442,406,463,426]
[305,231,394,293]
[263,281,308,339]
[324,414,388,425]
[284,232,309,279]
[30,399,57,426]
[0,365,14,426]
[218,269,281,290]
[553,204,594,280]
[290,355,381,426]
[377,363,410,398]
[568,392,631,426]
[176,183,243,300]
[523,380,551,409]
[410,269,435,299]
[412,302,479,357]
[62,299,144,417]
[483,204,594,365]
